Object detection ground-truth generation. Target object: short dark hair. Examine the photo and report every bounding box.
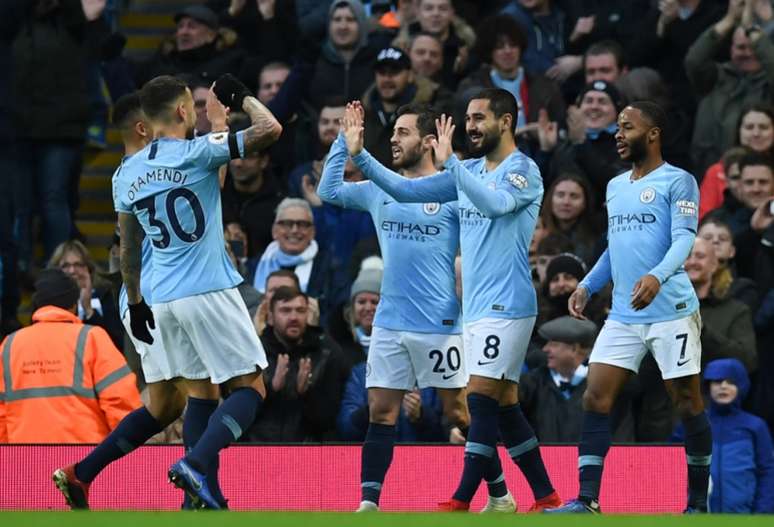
[269,285,306,311]
[321,95,348,110]
[699,212,734,237]
[721,146,750,174]
[584,40,627,70]
[536,232,575,256]
[267,269,301,289]
[735,102,774,148]
[738,150,773,175]
[628,100,667,133]
[396,102,439,138]
[471,88,519,134]
[112,92,143,129]
[475,14,528,64]
[140,75,188,121]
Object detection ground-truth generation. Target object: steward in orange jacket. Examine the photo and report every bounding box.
[0,269,141,443]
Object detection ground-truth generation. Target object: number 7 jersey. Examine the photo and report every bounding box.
[112,133,244,303]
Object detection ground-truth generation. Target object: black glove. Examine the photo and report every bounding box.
[128,298,155,344]
[213,73,251,110]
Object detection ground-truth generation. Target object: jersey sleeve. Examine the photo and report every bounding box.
[112,166,132,213]
[647,172,700,284]
[318,134,375,211]
[188,131,246,170]
[352,149,458,203]
[579,247,612,295]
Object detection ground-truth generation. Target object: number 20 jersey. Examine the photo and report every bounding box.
[112,132,244,303]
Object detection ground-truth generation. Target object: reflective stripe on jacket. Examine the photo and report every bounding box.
[0,306,141,443]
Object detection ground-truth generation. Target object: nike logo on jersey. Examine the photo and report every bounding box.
[442,372,459,380]
[477,360,496,366]
[677,358,691,367]
[383,200,393,205]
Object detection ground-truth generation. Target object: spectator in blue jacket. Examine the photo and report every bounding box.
[676,358,774,513]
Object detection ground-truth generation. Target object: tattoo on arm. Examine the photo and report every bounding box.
[241,96,282,156]
[119,212,143,304]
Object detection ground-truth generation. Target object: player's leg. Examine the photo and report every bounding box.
[166,289,267,509]
[176,378,226,509]
[654,312,708,512]
[493,380,560,511]
[358,327,415,511]
[664,374,709,512]
[546,320,644,514]
[358,387,405,511]
[53,380,185,509]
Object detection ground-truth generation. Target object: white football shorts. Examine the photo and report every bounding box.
[464,316,536,383]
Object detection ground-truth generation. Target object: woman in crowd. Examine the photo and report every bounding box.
[539,173,602,266]
[700,103,774,219]
[48,240,123,349]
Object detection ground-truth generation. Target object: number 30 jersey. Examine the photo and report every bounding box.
[113,132,244,303]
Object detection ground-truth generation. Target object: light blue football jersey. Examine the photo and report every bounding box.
[319,135,461,333]
[352,147,543,323]
[113,132,244,303]
[600,163,699,323]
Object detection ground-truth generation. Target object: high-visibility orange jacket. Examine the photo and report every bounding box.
[0,306,141,443]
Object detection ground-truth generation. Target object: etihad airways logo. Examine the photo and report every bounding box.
[381,220,441,242]
[609,212,656,233]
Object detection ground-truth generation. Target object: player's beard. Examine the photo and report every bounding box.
[625,135,648,163]
[467,127,499,157]
[393,141,423,169]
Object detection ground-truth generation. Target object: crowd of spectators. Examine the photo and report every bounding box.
[1,0,774,472]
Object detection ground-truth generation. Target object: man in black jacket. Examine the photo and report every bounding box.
[245,286,347,442]
[520,316,634,443]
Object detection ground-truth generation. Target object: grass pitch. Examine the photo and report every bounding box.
[1,512,772,527]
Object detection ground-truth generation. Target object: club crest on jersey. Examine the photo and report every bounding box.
[208,132,228,144]
[640,187,656,203]
[506,172,528,189]
[423,202,441,215]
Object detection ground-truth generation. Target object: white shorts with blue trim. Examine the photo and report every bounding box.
[464,316,536,383]
[365,326,466,390]
[140,287,268,384]
[590,311,702,380]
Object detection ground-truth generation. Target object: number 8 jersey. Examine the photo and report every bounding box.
[112,132,244,303]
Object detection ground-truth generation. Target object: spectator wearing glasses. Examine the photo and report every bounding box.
[252,199,331,317]
[48,240,124,350]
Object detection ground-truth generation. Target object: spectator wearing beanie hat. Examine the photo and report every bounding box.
[543,80,629,198]
[344,267,383,368]
[537,253,608,328]
[0,269,141,443]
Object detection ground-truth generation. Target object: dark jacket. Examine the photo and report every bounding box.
[337,361,444,442]
[209,0,296,62]
[362,76,454,168]
[133,34,246,87]
[246,324,347,442]
[12,0,108,140]
[685,26,774,175]
[519,365,634,443]
[307,41,378,110]
[221,171,285,259]
[83,286,124,351]
[548,131,629,198]
[500,2,567,76]
[674,359,774,513]
[699,293,757,372]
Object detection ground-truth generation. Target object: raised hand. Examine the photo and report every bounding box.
[431,113,455,166]
[536,108,558,152]
[296,357,313,395]
[301,174,322,207]
[206,88,229,131]
[257,0,276,20]
[272,353,290,392]
[342,101,365,156]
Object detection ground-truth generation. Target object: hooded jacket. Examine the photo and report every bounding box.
[703,359,774,513]
[307,0,378,110]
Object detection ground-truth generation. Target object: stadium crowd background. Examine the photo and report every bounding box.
[1,0,774,504]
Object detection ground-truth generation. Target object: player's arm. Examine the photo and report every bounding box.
[317,133,372,211]
[647,174,699,285]
[353,148,457,203]
[118,212,143,304]
[212,74,282,157]
[343,100,457,203]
